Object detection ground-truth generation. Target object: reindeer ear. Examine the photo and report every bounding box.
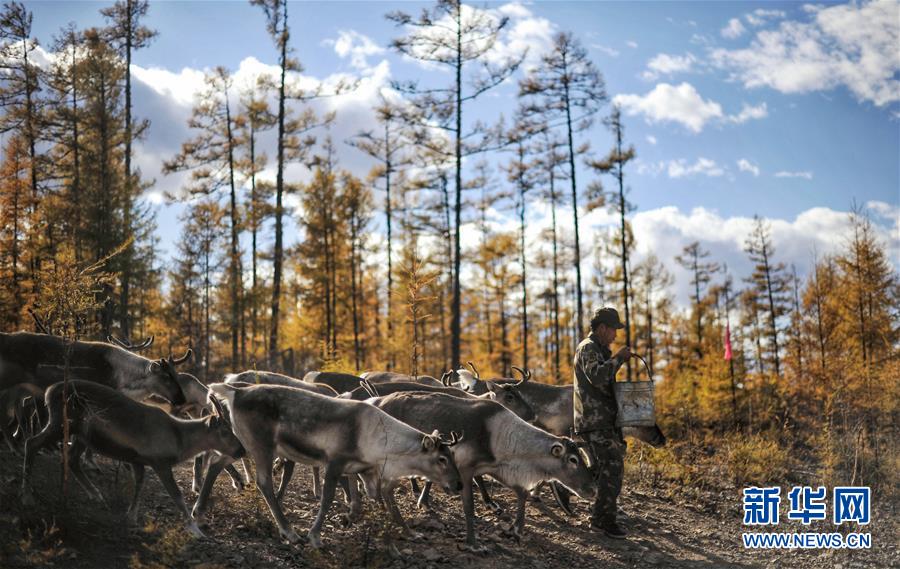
[149,361,161,374]
[422,435,436,452]
[551,442,565,458]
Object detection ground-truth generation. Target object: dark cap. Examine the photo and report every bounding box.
[590,307,625,330]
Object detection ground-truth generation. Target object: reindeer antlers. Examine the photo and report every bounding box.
[440,370,453,387]
[108,335,155,352]
[440,430,464,446]
[170,349,193,365]
[27,309,51,335]
[466,361,480,379]
[511,366,532,383]
[360,378,380,398]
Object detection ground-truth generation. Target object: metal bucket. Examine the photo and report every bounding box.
[614,354,657,428]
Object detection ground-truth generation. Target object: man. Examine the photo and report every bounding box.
[573,306,632,539]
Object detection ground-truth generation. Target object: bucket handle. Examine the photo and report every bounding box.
[625,353,654,383]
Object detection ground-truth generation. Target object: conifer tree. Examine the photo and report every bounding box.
[388,0,523,370]
[519,31,607,333]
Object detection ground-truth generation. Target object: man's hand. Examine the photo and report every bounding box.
[614,346,632,363]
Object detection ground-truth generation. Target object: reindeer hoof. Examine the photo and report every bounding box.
[388,543,402,559]
[403,530,424,541]
[280,529,301,544]
[501,523,522,542]
[307,532,323,548]
[458,543,489,554]
[186,521,206,539]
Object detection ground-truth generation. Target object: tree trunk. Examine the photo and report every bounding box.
[451,10,463,372]
[268,0,288,368]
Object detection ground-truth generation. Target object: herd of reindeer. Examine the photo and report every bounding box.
[0,328,666,554]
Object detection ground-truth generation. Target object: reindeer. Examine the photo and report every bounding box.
[369,392,596,550]
[198,383,462,549]
[22,380,244,537]
[302,370,366,393]
[456,363,666,513]
[216,371,341,498]
[0,332,190,406]
[0,383,45,452]
[360,370,446,387]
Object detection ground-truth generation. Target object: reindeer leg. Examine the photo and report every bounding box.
[22,393,64,505]
[192,454,205,494]
[502,488,528,542]
[126,463,146,524]
[225,464,245,491]
[460,476,486,553]
[69,439,106,504]
[311,466,321,498]
[1,419,17,453]
[192,456,227,522]
[252,450,300,544]
[475,475,502,514]
[241,457,253,484]
[154,466,204,538]
[345,475,363,523]
[383,482,422,541]
[275,459,295,503]
[417,480,434,511]
[308,462,342,549]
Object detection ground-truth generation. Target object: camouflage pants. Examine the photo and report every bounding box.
[580,429,626,526]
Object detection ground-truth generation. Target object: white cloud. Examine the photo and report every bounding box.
[637,157,725,178]
[625,205,899,307]
[641,52,697,80]
[774,170,814,180]
[613,82,723,133]
[711,0,900,106]
[721,18,746,39]
[667,157,725,178]
[737,158,760,176]
[592,44,620,57]
[745,8,787,27]
[397,2,556,72]
[626,40,639,49]
[129,55,394,209]
[727,102,768,123]
[646,135,657,145]
[323,30,385,71]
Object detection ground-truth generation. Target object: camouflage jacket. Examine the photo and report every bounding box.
[573,334,623,435]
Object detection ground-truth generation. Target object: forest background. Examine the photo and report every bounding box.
[0,0,897,503]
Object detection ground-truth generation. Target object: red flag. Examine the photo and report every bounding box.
[724,322,733,361]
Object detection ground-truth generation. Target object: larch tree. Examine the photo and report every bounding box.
[101,0,157,339]
[675,241,719,357]
[744,215,790,378]
[0,1,46,298]
[519,30,607,334]
[164,66,244,369]
[251,0,343,368]
[348,93,411,368]
[388,0,523,371]
[504,119,537,370]
[533,127,569,381]
[587,105,636,379]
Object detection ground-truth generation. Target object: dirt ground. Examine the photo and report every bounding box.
[0,447,896,569]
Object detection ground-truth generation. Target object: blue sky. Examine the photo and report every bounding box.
[24,1,900,304]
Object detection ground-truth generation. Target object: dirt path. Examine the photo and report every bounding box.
[1,450,895,568]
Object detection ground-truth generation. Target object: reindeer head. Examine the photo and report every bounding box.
[421,429,463,494]
[145,349,192,406]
